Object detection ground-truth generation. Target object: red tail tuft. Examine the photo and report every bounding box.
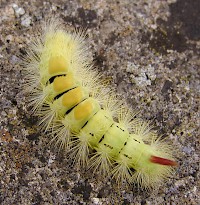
[150,155,177,166]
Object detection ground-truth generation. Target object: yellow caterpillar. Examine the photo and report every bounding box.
[23,18,177,189]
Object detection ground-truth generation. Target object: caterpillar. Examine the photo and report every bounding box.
[22,18,177,189]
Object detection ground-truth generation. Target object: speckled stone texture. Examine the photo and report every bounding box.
[0,0,199,204]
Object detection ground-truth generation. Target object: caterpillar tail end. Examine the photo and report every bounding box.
[150,155,177,166]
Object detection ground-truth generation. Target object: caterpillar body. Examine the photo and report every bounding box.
[23,18,177,189]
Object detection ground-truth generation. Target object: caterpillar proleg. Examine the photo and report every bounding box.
[23,18,177,189]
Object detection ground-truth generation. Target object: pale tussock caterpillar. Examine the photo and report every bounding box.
[22,18,177,190]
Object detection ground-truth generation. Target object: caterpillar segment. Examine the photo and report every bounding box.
[23,19,177,189]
